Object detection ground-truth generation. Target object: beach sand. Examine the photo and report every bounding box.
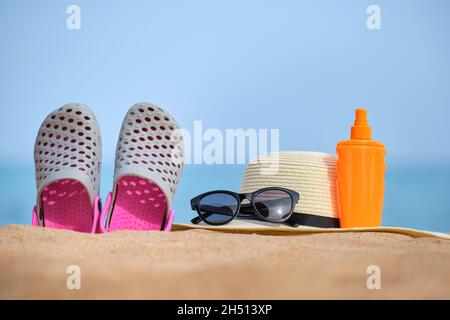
[0,224,449,299]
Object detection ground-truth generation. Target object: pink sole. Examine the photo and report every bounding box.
[40,179,92,232]
[108,176,168,231]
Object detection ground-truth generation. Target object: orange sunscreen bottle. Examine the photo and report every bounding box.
[336,109,386,228]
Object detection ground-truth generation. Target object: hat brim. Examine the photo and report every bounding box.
[172,222,450,240]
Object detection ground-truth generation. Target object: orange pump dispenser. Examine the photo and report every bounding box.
[336,109,386,228]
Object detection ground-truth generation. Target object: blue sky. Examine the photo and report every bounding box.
[0,0,449,230]
[1,0,449,165]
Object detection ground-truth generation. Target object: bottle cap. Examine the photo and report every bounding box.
[351,109,372,140]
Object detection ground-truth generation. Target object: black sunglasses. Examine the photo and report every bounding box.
[190,187,300,226]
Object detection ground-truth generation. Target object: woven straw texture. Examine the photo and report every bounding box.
[173,223,450,240]
[240,151,338,218]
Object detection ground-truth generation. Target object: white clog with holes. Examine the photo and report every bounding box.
[32,103,102,233]
[100,102,184,232]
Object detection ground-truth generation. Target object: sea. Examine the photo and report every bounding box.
[1,162,449,233]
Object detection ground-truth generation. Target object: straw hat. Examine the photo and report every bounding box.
[237,151,339,228]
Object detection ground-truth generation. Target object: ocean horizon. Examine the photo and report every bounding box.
[1,161,449,233]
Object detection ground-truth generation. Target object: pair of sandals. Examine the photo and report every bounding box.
[32,102,184,233]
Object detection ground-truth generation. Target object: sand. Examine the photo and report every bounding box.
[0,224,449,299]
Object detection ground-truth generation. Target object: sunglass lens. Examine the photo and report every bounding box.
[198,193,239,224]
[253,189,293,221]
